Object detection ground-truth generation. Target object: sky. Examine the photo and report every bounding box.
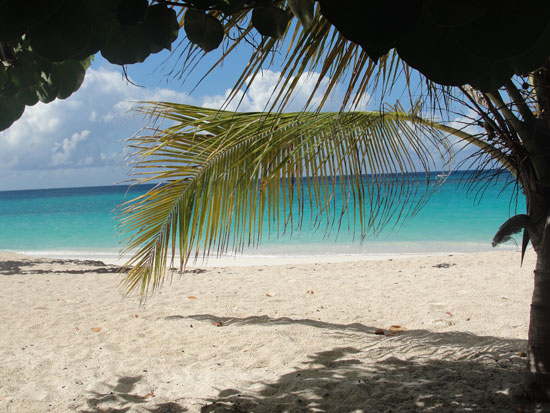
[0,42,476,191]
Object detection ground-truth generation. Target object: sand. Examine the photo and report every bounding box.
[0,249,548,412]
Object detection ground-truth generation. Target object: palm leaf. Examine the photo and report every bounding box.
[117,102,508,296]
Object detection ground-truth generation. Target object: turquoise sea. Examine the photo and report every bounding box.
[0,171,525,260]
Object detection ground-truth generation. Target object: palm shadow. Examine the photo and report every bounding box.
[82,375,187,413]
[176,314,547,412]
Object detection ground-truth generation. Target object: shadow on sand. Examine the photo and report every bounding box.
[81,375,187,413]
[83,314,549,412]
[187,314,544,413]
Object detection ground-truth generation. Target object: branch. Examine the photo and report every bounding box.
[503,79,536,124]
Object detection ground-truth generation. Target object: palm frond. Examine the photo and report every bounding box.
[172,1,431,113]
[116,102,502,296]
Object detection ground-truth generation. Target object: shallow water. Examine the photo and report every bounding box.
[0,170,525,258]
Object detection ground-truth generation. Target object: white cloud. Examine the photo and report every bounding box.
[200,70,371,112]
[0,66,372,190]
[0,66,194,189]
[51,130,90,166]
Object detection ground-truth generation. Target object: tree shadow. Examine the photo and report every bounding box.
[81,375,187,413]
[175,314,548,412]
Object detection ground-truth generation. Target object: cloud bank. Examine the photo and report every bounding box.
[0,65,371,190]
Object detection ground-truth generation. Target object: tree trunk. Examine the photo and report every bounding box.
[524,191,550,401]
[526,252,550,400]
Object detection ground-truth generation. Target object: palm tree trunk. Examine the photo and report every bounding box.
[526,253,550,400]
[525,190,550,400]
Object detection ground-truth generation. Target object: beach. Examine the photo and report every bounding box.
[0,249,546,412]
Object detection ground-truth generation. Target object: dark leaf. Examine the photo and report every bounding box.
[146,4,180,52]
[55,60,87,100]
[492,214,529,247]
[117,0,148,25]
[288,0,315,29]
[7,50,42,88]
[251,6,291,39]
[0,96,25,131]
[15,87,39,106]
[184,9,224,52]
[101,21,153,65]
[28,0,93,62]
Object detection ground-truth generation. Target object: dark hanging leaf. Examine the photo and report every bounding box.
[72,1,117,60]
[426,0,486,28]
[14,87,39,106]
[288,0,315,29]
[0,96,25,131]
[55,60,87,99]
[396,20,492,86]
[117,0,149,25]
[251,6,291,39]
[362,45,392,62]
[0,80,18,97]
[0,14,26,42]
[0,0,63,41]
[35,65,60,103]
[28,0,93,62]
[469,62,515,93]
[101,20,153,65]
[0,65,9,89]
[219,0,246,15]
[452,3,550,60]
[492,214,529,247]
[318,0,422,50]
[509,21,550,75]
[146,4,180,52]
[184,9,224,52]
[7,50,42,88]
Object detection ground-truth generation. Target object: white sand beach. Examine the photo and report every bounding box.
[0,250,547,412]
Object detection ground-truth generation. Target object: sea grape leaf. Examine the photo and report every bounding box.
[36,67,60,103]
[101,20,153,65]
[219,0,247,15]
[0,96,25,131]
[116,0,149,25]
[146,4,180,51]
[396,20,492,87]
[251,6,291,39]
[453,4,550,60]
[55,60,87,99]
[184,9,224,52]
[318,0,422,50]
[426,0,486,28]
[15,87,39,106]
[7,50,42,88]
[288,0,315,29]
[0,65,8,89]
[469,63,515,93]
[28,0,93,62]
[0,80,18,96]
[509,20,550,75]
[71,1,116,60]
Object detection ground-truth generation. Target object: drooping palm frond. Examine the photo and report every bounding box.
[117,102,507,296]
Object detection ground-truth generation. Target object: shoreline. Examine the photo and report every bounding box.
[4,242,519,267]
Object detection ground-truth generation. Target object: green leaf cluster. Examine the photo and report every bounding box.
[318,0,550,91]
[0,0,180,130]
[182,0,314,52]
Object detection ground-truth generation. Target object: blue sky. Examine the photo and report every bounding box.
[0,42,476,191]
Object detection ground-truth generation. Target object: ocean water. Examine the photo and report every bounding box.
[0,171,525,260]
